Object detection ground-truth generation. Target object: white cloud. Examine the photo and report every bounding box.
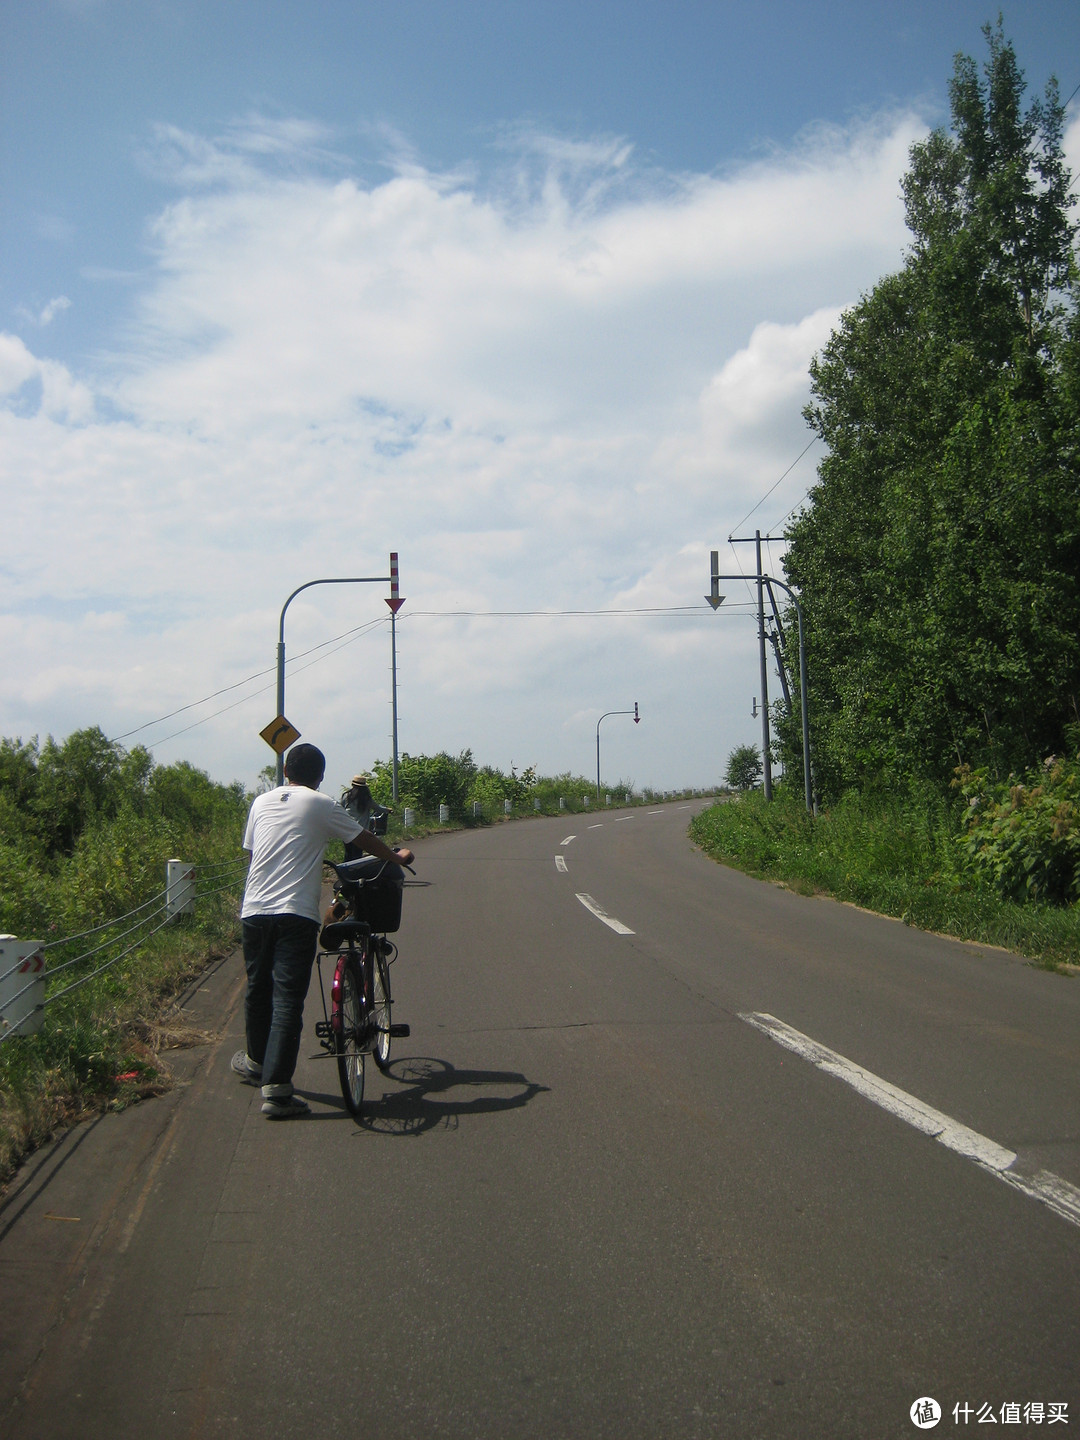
[0,331,93,420]
[16,295,73,327]
[0,110,926,790]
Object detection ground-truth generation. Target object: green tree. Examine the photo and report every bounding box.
[725,744,763,791]
[371,750,478,814]
[784,22,1078,796]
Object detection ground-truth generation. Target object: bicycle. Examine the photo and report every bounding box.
[314,855,411,1115]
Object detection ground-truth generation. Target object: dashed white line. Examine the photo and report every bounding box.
[575,893,635,936]
[648,810,663,816]
[554,855,568,873]
[561,835,576,846]
[677,804,692,810]
[740,1011,1080,1231]
[588,823,603,829]
[614,816,633,822]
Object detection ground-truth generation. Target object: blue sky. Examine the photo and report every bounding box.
[1,2,1077,794]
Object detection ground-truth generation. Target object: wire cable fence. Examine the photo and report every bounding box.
[0,854,249,1047]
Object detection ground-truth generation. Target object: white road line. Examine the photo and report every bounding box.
[677,804,692,810]
[614,816,633,822]
[561,835,576,845]
[554,855,568,873]
[648,810,663,816]
[588,823,603,829]
[575,893,635,936]
[740,1012,1080,1232]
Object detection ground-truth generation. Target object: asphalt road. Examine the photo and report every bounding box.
[2,801,1078,1439]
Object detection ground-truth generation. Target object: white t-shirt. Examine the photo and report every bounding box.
[241,785,361,923]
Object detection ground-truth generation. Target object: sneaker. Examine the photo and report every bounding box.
[261,1093,311,1120]
[231,1050,262,1084]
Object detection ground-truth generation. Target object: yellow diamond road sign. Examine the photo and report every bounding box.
[260,715,301,755]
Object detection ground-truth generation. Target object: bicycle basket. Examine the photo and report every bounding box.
[337,860,404,933]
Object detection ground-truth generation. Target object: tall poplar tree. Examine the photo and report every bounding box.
[783,22,1079,797]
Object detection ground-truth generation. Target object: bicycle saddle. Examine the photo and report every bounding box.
[320,919,372,948]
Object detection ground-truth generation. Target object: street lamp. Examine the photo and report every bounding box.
[275,570,394,787]
[596,703,640,801]
[706,555,813,813]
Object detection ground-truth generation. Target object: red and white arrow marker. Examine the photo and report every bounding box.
[386,551,405,615]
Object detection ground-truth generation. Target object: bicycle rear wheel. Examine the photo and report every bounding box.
[372,941,393,1073]
[334,951,366,1114]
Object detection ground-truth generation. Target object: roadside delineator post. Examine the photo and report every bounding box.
[0,937,45,1038]
[166,860,195,920]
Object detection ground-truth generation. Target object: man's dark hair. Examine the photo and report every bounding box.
[284,743,326,788]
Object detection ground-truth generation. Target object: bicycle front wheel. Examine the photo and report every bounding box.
[335,952,366,1114]
[372,941,393,1073]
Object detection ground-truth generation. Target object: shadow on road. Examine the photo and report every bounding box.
[305,1055,549,1135]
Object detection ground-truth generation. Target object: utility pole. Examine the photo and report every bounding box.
[755,530,772,798]
[726,532,782,800]
[707,551,814,813]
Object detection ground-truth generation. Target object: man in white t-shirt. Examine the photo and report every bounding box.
[234,742,414,1119]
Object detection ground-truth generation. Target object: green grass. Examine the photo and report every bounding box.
[690,787,1080,970]
[0,883,243,1187]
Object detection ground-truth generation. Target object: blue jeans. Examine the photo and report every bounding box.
[242,914,320,1091]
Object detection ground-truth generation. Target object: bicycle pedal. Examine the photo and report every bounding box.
[388,1023,410,1038]
[314,1020,332,1040]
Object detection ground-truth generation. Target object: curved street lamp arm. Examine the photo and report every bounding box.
[275,572,393,785]
[596,705,640,801]
[278,574,390,644]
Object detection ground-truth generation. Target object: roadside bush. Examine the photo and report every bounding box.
[0,729,250,1184]
[954,748,1080,904]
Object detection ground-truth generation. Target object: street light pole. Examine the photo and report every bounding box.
[596,703,640,801]
[275,570,392,786]
[707,564,813,813]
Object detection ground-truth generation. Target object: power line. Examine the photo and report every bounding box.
[111,614,390,744]
[402,605,739,618]
[146,615,390,748]
[110,602,750,753]
[728,436,819,537]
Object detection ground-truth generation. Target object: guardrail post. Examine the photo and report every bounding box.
[0,936,45,1038]
[166,860,196,920]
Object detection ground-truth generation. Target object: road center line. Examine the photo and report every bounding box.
[739,1012,1080,1231]
[648,810,663,815]
[575,893,635,936]
[554,855,568,873]
[614,816,633,822]
[561,835,576,845]
[588,823,603,829]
